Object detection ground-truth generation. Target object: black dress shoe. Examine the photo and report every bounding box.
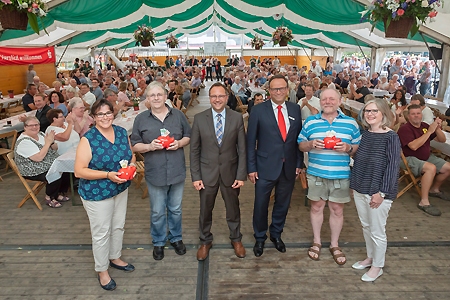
[253,241,265,257]
[98,275,116,291]
[109,261,135,272]
[270,237,286,253]
[153,246,164,260]
[170,240,187,255]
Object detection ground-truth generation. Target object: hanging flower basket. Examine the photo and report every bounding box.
[279,38,288,47]
[361,0,442,38]
[134,25,155,47]
[141,39,151,47]
[272,26,293,46]
[0,0,48,34]
[251,35,265,49]
[384,16,414,38]
[0,9,28,30]
[165,34,179,48]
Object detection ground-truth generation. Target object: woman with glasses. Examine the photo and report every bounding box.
[14,116,69,208]
[67,98,93,137]
[74,99,136,291]
[350,99,401,282]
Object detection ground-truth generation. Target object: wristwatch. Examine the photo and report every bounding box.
[379,192,386,198]
[347,145,353,154]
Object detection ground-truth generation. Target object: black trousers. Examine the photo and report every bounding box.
[253,167,296,242]
[24,172,70,199]
[206,67,213,81]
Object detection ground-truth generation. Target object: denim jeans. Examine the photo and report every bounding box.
[419,82,430,96]
[146,180,184,246]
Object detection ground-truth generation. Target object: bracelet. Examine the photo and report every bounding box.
[106,171,110,179]
[347,145,353,154]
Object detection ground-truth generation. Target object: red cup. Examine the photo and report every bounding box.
[157,135,175,149]
[323,136,342,149]
[117,165,137,180]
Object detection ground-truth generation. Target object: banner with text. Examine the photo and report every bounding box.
[0,47,56,66]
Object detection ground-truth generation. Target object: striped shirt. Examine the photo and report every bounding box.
[350,130,401,200]
[297,111,361,179]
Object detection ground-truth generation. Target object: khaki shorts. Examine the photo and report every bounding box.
[402,154,446,177]
[306,174,351,203]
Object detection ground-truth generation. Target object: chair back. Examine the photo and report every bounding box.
[397,152,421,199]
[6,151,44,210]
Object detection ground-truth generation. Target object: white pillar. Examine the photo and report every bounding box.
[370,47,377,76]
[438,44,450,98]
[241,34,244,57]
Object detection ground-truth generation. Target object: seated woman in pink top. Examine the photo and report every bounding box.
[67,97,94,137]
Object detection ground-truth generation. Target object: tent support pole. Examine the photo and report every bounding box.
[300,44,311,62]
[419,32,442,97]
[320,41,330,57]
[354,38,370,69]
[120,44,129,59]
[56,37,73,67]
[95,42,108,66]
[419,32,441,74]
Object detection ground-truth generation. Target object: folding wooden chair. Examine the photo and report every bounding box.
[235,95,248,114]
[0,103,7,119]
[6,152,45,210]
[6,100,24,117]
[0,130,18,181]
[397,152,421,199]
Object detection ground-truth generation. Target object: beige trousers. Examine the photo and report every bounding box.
[82,189,128,272]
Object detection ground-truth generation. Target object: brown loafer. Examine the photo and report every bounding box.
[231,241,246,258]
[197,243,212,261]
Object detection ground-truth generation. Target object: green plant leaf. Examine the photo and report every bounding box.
[410,24,419,37]
[27,12,39,34]
[39,17,48,35]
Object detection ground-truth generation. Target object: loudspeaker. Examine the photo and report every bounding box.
[430,46,442,60]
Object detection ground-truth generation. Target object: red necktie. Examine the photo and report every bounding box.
[277,105,286,141]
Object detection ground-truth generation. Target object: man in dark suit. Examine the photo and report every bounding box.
[19,93,51,132]
[190,55,198,67]
[215,59,222,81]
[190,82,247,261]
[247,74,303,257]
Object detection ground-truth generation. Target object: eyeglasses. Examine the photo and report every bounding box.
[95,111,114,118]
[209,95,227,100]
[148,93,165,99]
[26,124,40,127]
[57,115,65,119]
[363,109,379,115]
[269,87,287,93]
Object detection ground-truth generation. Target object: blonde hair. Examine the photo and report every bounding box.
[359,99,393,130]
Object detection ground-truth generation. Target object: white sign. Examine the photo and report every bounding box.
[203,42,226,54]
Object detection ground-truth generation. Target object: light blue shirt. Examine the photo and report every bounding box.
[212,108,226,133]
[297,110,361,179]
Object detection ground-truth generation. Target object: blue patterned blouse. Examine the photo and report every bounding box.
[78,125,132,201]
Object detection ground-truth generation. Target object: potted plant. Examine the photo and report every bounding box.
[361,0,442,38]
[251,35,265,50]
[0,0,48,34]
[165,34,179,48]
[272,26,293,46]
[134,25,155,47]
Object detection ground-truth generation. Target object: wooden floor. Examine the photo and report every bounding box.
[1,82,450,299]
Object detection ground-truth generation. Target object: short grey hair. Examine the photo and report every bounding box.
[68,97,84,109]
[23,116,39,126]
[147,81,167,95]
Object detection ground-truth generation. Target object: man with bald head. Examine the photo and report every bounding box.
[298,88,360,265]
